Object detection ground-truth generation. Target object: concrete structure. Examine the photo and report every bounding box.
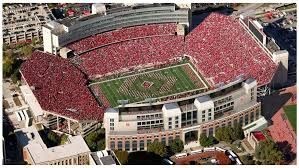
[104,78,262,152]
[272,50,289,87]
[42,3,190,54]
[89,150,121,165]
[247,131,266,150]
[14,126,90,165]
[2,4,55,44]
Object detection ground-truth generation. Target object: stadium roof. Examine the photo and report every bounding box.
[20,50,105,121]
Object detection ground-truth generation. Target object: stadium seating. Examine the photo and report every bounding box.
[75,35,184,78]
[185,12,277,86]
[67,23,177,54]
[20,50,105,120]
[20,12,280,121]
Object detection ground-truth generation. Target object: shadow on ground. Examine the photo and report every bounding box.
[261,91,292,120]
[127,151,163,165]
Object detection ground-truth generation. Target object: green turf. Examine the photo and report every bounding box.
[93,63,206,107]
[283,104,296,132]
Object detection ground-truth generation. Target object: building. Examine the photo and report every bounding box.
[89,150,121,165]
[103,78,262,151]
[19,5,288,155]
[2,3,55,45]
[42,3,190,54]
[247,131,266,150]
[14,126,90,165]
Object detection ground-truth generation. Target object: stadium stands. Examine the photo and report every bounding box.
[75,35,184,78]
[20,12,279,121]
[20,50,105,120]
[185,12,277,86]
[67,23,177,54]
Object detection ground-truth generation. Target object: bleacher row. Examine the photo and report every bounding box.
[76,35,185,78]
[67,23,177,54]
[185,12,277,86]
[20,50,105,120]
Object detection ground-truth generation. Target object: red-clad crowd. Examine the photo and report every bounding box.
[67,23,177,54]
[76,35,184,78]
[185,12,277,86]
[21,12,279,121]
[20,50,105,121]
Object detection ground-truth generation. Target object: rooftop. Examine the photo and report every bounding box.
[90,150,120,165]
[14,126,90,164]
[252,131,266,141]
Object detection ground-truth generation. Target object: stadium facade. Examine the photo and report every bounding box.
[19,3,289,152]
[103,78,261,151]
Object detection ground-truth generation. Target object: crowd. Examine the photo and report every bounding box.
[76,35,184,78]
[185,12,277,86]
[20,50,105,121]
[67,23,177,54]
[21,13,280,121]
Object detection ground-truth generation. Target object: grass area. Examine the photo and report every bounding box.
[93,63,206,107]
[283,105,296,132]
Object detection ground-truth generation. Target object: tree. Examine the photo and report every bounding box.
[3,52,15,78]
[84,131,98,151]
[240,154,255,165]
[84,129,106,152]
[11,71,21,84]
[231,124,244,141]
[255,139,284,164]
[215,127,232,143]
[60,134,68,145]
[114,150,128,165]
[97,139,106,151]
[21,45,33,58]
[199,133,209,147]
[169,139,184,154]
[215,126,244,144]
[200,133,218,147]
[147,140,167,157]
[47,131,59,145]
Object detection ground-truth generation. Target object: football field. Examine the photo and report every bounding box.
[90,63,207,107]
[283,104,297,132]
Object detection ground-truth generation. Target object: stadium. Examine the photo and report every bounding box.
[19,4,288,152]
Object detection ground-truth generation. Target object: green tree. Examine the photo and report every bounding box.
[169,139,184,154]
[199,133,209,147]
[3,52,15,78]
[147,140,167,157]
[255,139,283,164]
[97,139,106,151]
[47,131,59,145]
[21,45,33,58]
[84,131,98,151]
[60,134,68,145]
[231,124,244,141]
[215,127,232,143]
[11,71,21,84]
[114,150,128,165]
[200,133,217,147]
[240,154,255,165]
